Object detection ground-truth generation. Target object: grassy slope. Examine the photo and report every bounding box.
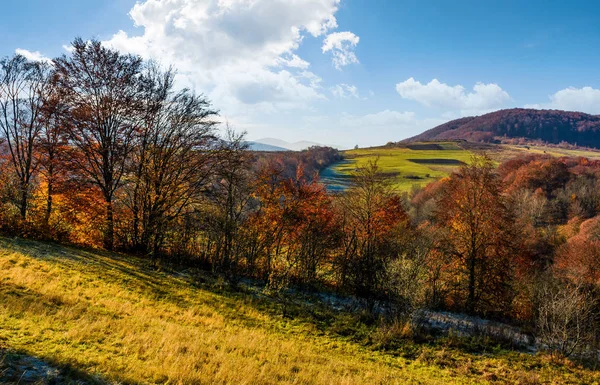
[325,142,473,191]
[495,144,600,162]
[322,142,600,192]
[0,237,598,384]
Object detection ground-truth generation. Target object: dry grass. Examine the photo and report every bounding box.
[0,237,598,384]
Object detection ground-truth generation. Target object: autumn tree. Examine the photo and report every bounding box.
[245,158,339,289]
[127,63,219,260]
[554,216,600,287]
[246,158,286,280]
[37,83,70,225]
[436,155,519,315]
[207,127,253,276]
[336,160,408,300]
[53,38,144,250]
[384,228,435,318]
[277,166,338,286]
[0,54,51,219]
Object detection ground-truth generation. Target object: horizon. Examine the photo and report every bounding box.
[2,0,599,147]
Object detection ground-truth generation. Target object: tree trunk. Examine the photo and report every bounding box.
[104,198,114,251]
[132,199,140,250]
[45,178,53,224]
[19,182,28,220]
[467,253,476,314]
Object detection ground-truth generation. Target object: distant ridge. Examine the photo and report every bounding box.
[246,141,290,152]
[253,138,340,151]
[405,108,600,148]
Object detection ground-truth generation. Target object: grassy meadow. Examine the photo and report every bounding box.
[321,142,475,191]
[321,142,600,192]
[497,144,600,162]
[0,237,599,384]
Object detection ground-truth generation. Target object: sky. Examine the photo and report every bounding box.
[2,0,600,148]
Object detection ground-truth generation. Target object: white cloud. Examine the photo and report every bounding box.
[15,49,52,64]
[395,77,511,115]
[104,0,350,114]
[277,54,310,70]
[525,87,600,114]
[321,31,360,70]
[299,71,323,89]
[330,83,359,98]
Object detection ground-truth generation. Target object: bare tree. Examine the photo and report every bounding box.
[0,54,51,219]
[37,84,70,224]
[336,160,408,301]
[207,126,253,277]
[53,38,143,250]
[127,63,219,261]
[385,231,433,320]
[535,276,597,358]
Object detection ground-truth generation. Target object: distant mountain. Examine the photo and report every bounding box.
[246,141,290,152]
[406,108,600,148]
[253,138,339,151]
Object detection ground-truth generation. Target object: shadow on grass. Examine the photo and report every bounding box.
[0,237,511,357]
[2,236,597,379]
[0,347,107,384]
[0,237,278,333]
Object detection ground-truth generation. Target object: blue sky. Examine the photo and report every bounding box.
[2,0,600,147]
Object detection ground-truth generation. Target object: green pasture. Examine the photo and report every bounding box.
[321,141,600,193]
[322,142,474,192]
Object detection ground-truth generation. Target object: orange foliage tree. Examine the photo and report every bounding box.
[53,39,144,250]
[335,160,408,299]
[436,155,520,316]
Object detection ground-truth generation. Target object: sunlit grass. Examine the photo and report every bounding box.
[325,143,474,191]
[0,237,598,384]
[499,144,600,161]
[322,142,600,193]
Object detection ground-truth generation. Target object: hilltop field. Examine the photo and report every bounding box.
[321,141,600,191]
[0,237,599,384]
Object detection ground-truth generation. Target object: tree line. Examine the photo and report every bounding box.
[0,39,598,359]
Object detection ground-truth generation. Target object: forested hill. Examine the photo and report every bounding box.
[405,108,600,148]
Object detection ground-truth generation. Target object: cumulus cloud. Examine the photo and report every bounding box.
[15,49,52,63]
[321,31,360,70]
[525,87,600,115]
[330,83,359,98]
[277,54,310,70]
[395,77,511,115]
[103,0,352,113]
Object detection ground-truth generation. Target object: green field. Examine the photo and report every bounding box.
[1,237,598,384]
[321,142,475,192]
[321,142,600,192]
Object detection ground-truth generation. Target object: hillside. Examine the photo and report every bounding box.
[320,141,600,192]
[406,109,600,148]
[321,142,474,192]
[254,138,341,151]
[1,237,598,384]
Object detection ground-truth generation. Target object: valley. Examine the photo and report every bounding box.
[321,141,600,192]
